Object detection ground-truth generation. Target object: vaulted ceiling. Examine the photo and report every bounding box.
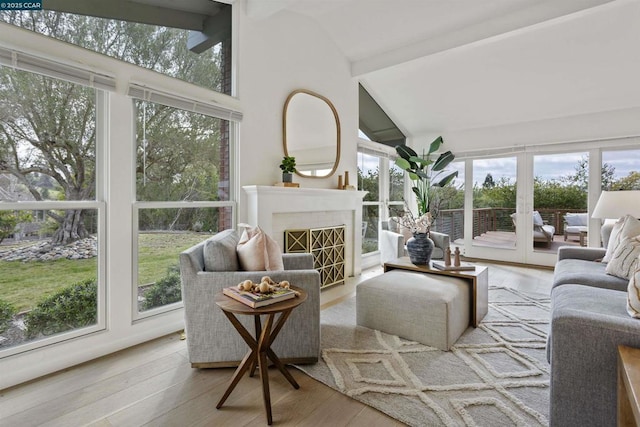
[246,0,639,143]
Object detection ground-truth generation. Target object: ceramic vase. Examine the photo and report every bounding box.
[406,232,434,265]
[282,172,293,183]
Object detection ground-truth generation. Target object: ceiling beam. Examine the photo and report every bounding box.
[43,0,212,31]
[188,4,231,53]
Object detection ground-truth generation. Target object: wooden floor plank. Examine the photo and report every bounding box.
[0,333,185,414]
[100,365,230,426]
[37,357,194,427]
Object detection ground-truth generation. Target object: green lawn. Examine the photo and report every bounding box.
[0,232,207,312]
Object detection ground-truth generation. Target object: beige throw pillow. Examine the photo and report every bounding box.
[237,225,284,271]
[606,236,640,279]
[626,255,640,318]
[603,215,640,263]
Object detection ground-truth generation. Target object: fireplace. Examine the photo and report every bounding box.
[243,185,367,277]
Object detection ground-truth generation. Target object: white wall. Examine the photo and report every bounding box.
[236,4,358,224]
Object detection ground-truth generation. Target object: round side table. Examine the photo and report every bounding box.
[214,287,307,425]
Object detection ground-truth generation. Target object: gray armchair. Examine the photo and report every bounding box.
[179,229,321,368]
[379,219,450,265]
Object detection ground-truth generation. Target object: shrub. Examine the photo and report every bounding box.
[142,265,182,310]
[24,278,97,338]
[0,299,17,334]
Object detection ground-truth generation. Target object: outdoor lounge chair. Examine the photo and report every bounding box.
[511,211,556,248]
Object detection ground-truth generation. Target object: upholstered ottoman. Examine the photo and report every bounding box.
[356,270,470,350]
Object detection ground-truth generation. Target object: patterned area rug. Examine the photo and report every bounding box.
[296,286,550,426]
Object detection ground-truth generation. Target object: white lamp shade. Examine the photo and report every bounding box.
[592,190,640,219]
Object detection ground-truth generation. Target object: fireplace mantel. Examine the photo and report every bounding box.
[243,185,367,277]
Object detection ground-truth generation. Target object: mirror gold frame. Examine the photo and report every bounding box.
[282,89,341,179]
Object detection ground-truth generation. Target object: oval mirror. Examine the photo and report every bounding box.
[283,89,340,178]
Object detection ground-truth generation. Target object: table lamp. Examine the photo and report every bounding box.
[592,190,640,220]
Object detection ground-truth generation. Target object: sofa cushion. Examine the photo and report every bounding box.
[237,225,284,271]
[606,236,640,279]
[553,258,628,292]
[627,258,640,318]
[603,215,640,263]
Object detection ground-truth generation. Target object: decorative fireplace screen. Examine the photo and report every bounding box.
[284,225,345,289]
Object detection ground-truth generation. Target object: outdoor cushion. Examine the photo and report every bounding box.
[565,213,588,226]
[565,225,588,234]
[533,211,544,226]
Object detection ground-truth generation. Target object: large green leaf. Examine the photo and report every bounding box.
[395,157,411,171]
[432,151,455,171]
[427,136,443,155]
[396,144,417,161]
[434,171,458,187]
[409,156,432,168]
[408,172,419,181]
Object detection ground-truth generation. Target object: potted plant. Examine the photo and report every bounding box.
[394,136,457,264]
[395,136,458,219]
[280,156,296,183]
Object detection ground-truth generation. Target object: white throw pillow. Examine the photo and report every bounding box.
[603,215,640,263]
[626,255,640,318]
[606,236,640,279]
[533,211,544,226]
[236,225,284,271]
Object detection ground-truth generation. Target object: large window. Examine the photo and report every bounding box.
[0,5,239,371]
[1,10,225,93]
[472,157,517,249]
[134,100,232,315]
[358,151,380,255]
[603,149,640,190]
[532,152,588,252]
[432,161,465,246]
[358,142,405,262]
[0,68,103,351]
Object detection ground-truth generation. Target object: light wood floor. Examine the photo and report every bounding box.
[0,263,553,427]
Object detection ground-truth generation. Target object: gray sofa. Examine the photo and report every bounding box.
[548,227,640,427]
[379,220,450,265]
[179,229,321,368]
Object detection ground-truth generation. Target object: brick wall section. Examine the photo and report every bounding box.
[218,37,232,231]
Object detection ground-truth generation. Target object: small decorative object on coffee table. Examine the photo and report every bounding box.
[215,286,307,425]
[432,260,475,271]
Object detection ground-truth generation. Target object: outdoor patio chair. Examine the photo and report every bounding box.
[511,211,556,248]
[563,212,588,242]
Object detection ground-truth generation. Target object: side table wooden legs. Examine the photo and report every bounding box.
[216,309,299,425]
